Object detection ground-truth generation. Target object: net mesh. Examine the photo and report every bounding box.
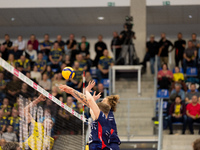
[0,58,86,150]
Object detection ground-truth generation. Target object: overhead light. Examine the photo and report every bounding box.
[188,15,192,19]
[11,17,15,21]
[98,16,104,20]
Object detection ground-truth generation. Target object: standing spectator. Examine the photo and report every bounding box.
[40,34,53,57]
[0,98,12,119]
[49,42,62,68]
[191,33,200,49]
[0,110,7,134]
[54,35,65,51]
[75,54,88,71]
[111,31,122,61]
[3,34,13,54]
[173,33,186,67]
[157,63,173,89]
[0,45,8,61]
[186,95,200,134]
[97,49,114,81]
[2,125,17,142]
[15,55,31,72]
[34,53,46,74]
[39,74,51,92]
[170,83,185,102]
[183,40,197,73]
[66,34,77,64]
[185,83,200,104]
[158,33,173,64]
[23,44,37,67]
[168,96,187,134]
[7,109,20,135]
[0,72,6,101]
[27,34,39,51]
[30,66,42,83]
[78,36,90,52]
[94,35,107,67]
[78,43,90,60]
[14,35,26,56]
[142,35,159,74]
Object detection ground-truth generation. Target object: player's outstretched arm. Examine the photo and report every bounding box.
[24,94,46,123]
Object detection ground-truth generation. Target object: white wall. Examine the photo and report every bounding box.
[147,0,200,6]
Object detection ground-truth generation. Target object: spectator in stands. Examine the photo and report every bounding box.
[75,101,83,114]
[51,73,66,94]
[111,31,122,61]
[7,54,16,67]
[10,44,21,60]
[142,35,159,74]
[173,33,186,67]
[34,52,46,74]
[0,72,6,101]
[158,33,173,64]
[13,98,19,112]
[6,76,21,105]
[14,35,26,56]
[0,45,8,61]
[27,34,39,51]
[51,86,62,101]
[170,83,185,102]
[31,65,42,83]
[43,99,57,118]
[54,35,65,51]
[97,83,105,98]
[0,98,11,118]
[24,44,37,66]
[168,96,187,134]
[191,33,200,49]
[185,83,200,104]
[187,95,200,134]
[19,83,32,99]
[172,66,187,91]
[78,36,90,52]
[2,125,17,142]
[63,55,71,67]
[94,35,107,67]
[15,55,31,72]
[0,139,6,150]
[75,54,87,71]
[39,73,51,91]
[85,71,92,87]
[7,109,20,135]
[66,34,77,64]
[45,65,54,80]
[183,40,197,73]
[193,138,200,150]
[97,49,114,82]
[157,63,173,89]
[49,42,62,69]
[3,34,13,54]
[0,110,7,134]
[40,34,53,56]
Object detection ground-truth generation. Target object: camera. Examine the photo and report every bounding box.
[124,16,133,31]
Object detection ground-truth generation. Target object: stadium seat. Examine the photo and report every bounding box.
[187,89,198,93]
[101,79,110,88]
[156,101,168,112]
[172,68,184,73]
[90,67,97,78]
[156,89,169,98]
[186,67,198,76]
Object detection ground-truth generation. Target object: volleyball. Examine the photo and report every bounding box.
[62,67,75,80]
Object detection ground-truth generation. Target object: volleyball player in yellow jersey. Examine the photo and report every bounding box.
[23,94,54,150]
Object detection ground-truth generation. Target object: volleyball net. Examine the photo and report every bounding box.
[0,57,87,150]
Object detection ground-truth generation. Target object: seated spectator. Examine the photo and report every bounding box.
[2,141,20,150]
[39,74,51,91]
[7,54,16,67]
[13,98,20,112]
[23,44,37,67]
[97,49,114,81]
[49,42,62,68]
[15,55,31,72]
[172,66,187,91]
[54,35,65,51]
[63,55,71,67]
[111,31,122,61]
[10,44,21,60]
[75,101,83,114]
[185,83,200,104]
[0,110,7,134]
[186,95,200,134]
[0,98,12,118]
[40,34,53,56]
[19,83,32,99]
[51,73,66,94]
[3,34,13,55]
[0,45,8,61]
[168,96,187,134]
[157,63,173,89]
[44,66,54,80]
[66,34,77,64]
[14,35,26,55]
[60,63,67,72]
[7,109,20,135]
[75,54,87,71]
[2,125,17,142]
[170,83,185,102]
[85,71,92,87]
[183,40,197,73]
[0,72,6,102]
[30,65,42,83]
[51,86,62,101]
[6,76,21,105]
[97,83,105,98]
[43,99,57,118]
[67,62,83,90]
[27,34,39,51]
[34,52,46,74]
[78,36,90,52]
[0,139,6,150]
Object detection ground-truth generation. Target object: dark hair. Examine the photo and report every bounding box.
[162,63,168,69]
[175,96,181,100]
[178,32,182,35]
[192,33,197,36]
[81,36,86,39]
[3,142,19,150]
[97,102,111,115]
[4,34,9,37]
[191,83,196,86]
[106,95,120,112]
[44,33,49,36]
[193,138,200,150]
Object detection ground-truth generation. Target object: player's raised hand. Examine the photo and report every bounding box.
[86,80,96,92]
[59,84,72,93]
[38,94,46,102]
[93,91,101,101]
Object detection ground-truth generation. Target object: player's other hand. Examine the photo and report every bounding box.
[38,94,46,102]
[59,84,72,93]
[93,91,101,101]
[86,80,96,92]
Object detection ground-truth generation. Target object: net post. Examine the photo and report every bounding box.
[82,71,86,150]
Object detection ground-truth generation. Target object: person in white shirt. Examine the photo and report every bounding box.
[31,65,42,82]
[23,44,37,67]
[14,35,26,54]
[1,125,17,142]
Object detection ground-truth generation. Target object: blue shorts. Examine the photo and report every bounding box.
[110,143,120,150]
[89,142,102,150]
